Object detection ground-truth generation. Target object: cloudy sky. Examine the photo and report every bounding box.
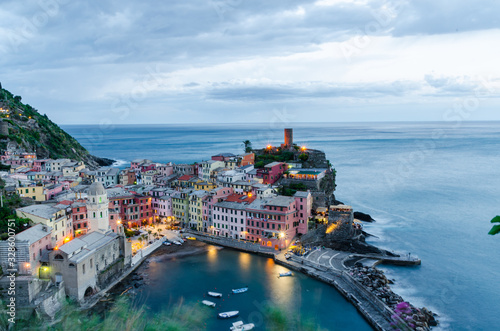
[1,0,500,124]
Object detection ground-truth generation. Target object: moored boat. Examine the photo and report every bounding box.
[208,291,223,298]
[202,300,216,307]
[218,311,239,319]
[279,271,293,277]
[232,287,248,294]
[230,321,255,330]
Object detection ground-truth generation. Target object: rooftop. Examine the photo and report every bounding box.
[59,231,119,263]
[17,204,64,220]
[265,162,284,168]
[15,224,52,245]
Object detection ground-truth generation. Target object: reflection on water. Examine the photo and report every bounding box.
[238,252,251,271]
[207,246,218,263]
[136,247,372,331]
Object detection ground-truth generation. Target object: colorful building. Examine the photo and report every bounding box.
[257,162,286,185]
[212,193,257,239]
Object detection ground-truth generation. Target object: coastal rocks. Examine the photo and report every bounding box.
[350,266,438,330]
[354,211,375,222]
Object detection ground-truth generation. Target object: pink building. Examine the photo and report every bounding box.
[294,191,312,234]
[33,159,50,172]
[257,162,286,185]
[212,153,236,162]
[3,224,52,276]
[45,183,64,200]
[131,159,152,169]
[245,196,300,250]
[212,193,256,239]
[157,164,174,177]
[202,187,234,232]
[71,201,89,236]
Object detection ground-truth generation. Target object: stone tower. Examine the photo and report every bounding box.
[87,182,110,233]
[0,120,8,136]
[284,128,293,149]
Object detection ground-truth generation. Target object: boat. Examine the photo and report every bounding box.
[284,253,292,260]
[173,241,182,245]
[163,241,171,246]
[232,287,248,294]
[279,271,293,277]
[218,311,239,319]
[208,291,223,298]
[230,321,255,330]
[186,236,196,240]
[202,300,216,307]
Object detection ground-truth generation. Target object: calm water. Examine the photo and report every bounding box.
[136,247,371,330]
[64,122,500,330]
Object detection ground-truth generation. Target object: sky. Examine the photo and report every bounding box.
[1,0,500,125]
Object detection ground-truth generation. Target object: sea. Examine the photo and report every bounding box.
[63,122,500,331]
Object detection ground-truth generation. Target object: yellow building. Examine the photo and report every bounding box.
[188,190,208,231]
[16,186,46,201]
[194,181,217,191]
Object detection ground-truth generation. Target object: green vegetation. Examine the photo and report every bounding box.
[298,153,309,162]
[255,150,295,168]
[0,296,326,331]
[0,87,93,162]
[0,194,32,238]
[265,305,328,331]
[0,297,208,331]
[280,182,309,196]
[488,216,500,235]
[243,140,252,153]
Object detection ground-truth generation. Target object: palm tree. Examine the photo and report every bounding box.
[243,140,252,153]
[147,230,153,242]
[138,237,143,248]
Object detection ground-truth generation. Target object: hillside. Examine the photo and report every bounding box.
[0,84,113,169]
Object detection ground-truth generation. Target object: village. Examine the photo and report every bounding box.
[0,130,341,305]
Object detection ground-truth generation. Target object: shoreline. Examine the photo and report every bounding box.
[88,234,434,331]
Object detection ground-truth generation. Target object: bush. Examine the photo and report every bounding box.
[299,153,309,162]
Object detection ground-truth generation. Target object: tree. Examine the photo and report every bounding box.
[488,216,500,235]
[243,140,252,153]
[299,153,309,162]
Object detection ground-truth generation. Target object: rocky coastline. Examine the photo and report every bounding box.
[350,265,439,330]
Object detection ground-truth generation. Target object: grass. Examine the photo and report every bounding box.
[1,297,329,331]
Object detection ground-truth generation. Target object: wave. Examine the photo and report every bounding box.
[112,159,130,168]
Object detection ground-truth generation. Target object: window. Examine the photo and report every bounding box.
[83,264,86,274]
[90,259,93,268]
[54,254,64,261]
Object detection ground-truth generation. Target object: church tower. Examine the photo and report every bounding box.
[87,182,110,233]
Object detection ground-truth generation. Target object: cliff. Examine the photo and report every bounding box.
[0,85,113,169]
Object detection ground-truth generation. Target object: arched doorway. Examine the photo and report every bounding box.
[84,286,94,298]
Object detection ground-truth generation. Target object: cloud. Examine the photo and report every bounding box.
[0,0,500,124]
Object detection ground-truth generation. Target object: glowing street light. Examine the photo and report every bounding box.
[279,232,285,239]
[301,146,307,151]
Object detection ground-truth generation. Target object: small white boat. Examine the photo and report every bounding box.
[232,287,248,294]
[208,291,223,298]
[218,311,239,319]
[173,241,182,245]
[202,300,216,307]
[279,271,293,277]
[163,241,171,246]
[230,321,255,330]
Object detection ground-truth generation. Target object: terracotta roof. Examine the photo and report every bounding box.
[178,175,194,181]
